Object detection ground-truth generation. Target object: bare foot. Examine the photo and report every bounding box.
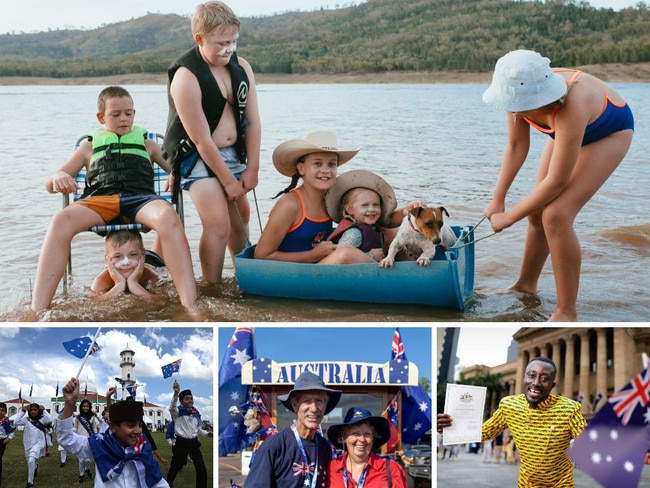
[549,310,578,322]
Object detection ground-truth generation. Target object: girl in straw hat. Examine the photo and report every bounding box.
[482,49,634,322]
[255,131,377,264]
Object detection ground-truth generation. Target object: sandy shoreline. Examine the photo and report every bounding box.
[1,63,650,86]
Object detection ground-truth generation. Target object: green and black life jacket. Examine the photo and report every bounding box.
[163,46,249,201]
[81,126,154,199]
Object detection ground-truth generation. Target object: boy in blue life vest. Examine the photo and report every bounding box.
[57,377,169,488]
[0,402,15,483]
[13,403,52,488]
[31,86,198,316]
[166,380,211,488]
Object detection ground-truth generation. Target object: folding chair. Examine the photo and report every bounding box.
[61,132,184,291]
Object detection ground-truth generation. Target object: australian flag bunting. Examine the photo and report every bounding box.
[63,337,101,359]
[219,327,256,456]
[569,367,650,488]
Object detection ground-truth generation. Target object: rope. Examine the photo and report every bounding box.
[235,189,263,249]
[453,215,498,249]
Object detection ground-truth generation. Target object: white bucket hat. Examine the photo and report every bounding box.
[272,131,361,177]
[482,50,567,112]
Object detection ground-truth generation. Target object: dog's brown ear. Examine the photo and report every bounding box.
[439,206,449,218]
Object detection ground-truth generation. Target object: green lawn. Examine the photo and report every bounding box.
[1,430,213,487]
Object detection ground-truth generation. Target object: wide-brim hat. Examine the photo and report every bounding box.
[327,407,392,451]
[482,50,567,112]
[277,371,342,415]
[272,131,361,177]
[325,170,397,226]
[109,400,143,424]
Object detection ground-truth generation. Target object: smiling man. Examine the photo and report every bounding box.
[244,371,342,488]
[439,357,586,488]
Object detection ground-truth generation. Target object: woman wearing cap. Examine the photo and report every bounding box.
[255,131,377,264]
[327,407,407,488]
[482,49,634,322]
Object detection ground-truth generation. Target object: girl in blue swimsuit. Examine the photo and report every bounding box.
[482,50,634,322]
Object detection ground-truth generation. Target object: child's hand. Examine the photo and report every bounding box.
[62,378,80,403]
[126,256,145,288]
[51,171,81,194]
[223,179,246,201]
[173,380,180,394]
[106,386,117,398]
[403,201,426,215]
[105,257,127,286]
[368,248,385,262]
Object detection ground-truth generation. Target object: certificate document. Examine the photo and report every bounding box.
[442,383,487,445]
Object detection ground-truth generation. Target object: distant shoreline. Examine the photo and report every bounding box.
[2,63,650,85]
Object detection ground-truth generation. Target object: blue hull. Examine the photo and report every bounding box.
[234,225,475,310]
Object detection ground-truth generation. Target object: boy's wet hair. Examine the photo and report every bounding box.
[97,86,132,113]
[0,402,6,411]
[192,1,240,37]
[105,229,145,252]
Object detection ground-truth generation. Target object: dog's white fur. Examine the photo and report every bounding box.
[379,206,456,268]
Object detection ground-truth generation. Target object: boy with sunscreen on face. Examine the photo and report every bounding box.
[91,229,161,301]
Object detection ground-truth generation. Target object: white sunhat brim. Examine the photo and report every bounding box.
[482,71,567,112]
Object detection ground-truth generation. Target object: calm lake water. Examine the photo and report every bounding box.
[0,82,648,322]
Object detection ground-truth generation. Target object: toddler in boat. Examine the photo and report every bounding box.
[325,170,397,262]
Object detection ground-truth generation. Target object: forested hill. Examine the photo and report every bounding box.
[1,0,649,78]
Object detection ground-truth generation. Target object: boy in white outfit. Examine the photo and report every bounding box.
[12,403,52,488]
[57,377,169,488]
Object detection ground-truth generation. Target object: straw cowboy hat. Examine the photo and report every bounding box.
[327,407,392,451]
[482,49,567,112]
[272,131,361,177]
[277,371,342,415]
[325,169,397,226]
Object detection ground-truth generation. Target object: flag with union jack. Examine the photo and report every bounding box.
[569,367,650,488]
[62,337,101,359]
[384,393,400,452]
[161,359,182,379]
[292,461,315,478]
[391,327,407,361]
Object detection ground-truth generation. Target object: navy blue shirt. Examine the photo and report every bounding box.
[245,427,332,488]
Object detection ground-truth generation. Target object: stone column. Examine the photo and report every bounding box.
[515,350,527,395]
[595,328,608,411]
[563,336,575,398]
[579,330,591,414]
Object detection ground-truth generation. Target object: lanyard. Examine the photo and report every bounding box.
[291,422,319,488]
[342,454,369,488]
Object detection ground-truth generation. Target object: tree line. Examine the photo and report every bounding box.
[1,0,649,78]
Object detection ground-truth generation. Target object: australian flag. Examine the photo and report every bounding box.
[389,328,432,445]
[385,394,399,452]
[63,337,101,359]
[569,367,650,488]
[161,359,182,379]
[219,327,255,456]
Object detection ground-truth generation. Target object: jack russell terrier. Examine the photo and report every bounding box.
[379,206,456,268]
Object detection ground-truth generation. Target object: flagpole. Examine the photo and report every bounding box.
[75,327,102,379]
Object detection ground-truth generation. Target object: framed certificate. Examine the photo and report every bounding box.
[442,383,487,445]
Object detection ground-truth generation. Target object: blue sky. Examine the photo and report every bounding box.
[0,0,636,35]
[218,326,432,384]
[0,327,213,420]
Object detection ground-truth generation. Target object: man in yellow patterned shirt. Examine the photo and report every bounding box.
[439,357,587,487]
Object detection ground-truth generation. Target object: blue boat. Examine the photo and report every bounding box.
[234,225,475,310]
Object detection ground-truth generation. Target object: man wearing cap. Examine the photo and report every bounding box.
[57,377,169,487]
[245,371,342,488]
[166,380,210,488]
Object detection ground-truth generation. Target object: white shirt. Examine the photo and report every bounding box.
[12,410,52,458]
[56,416,169,488]
[169,394,208,440]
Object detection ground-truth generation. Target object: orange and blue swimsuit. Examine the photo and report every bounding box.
[278,189,333,252]
[524,69,634,146]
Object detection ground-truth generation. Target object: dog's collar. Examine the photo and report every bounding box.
[407,213,422,234]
